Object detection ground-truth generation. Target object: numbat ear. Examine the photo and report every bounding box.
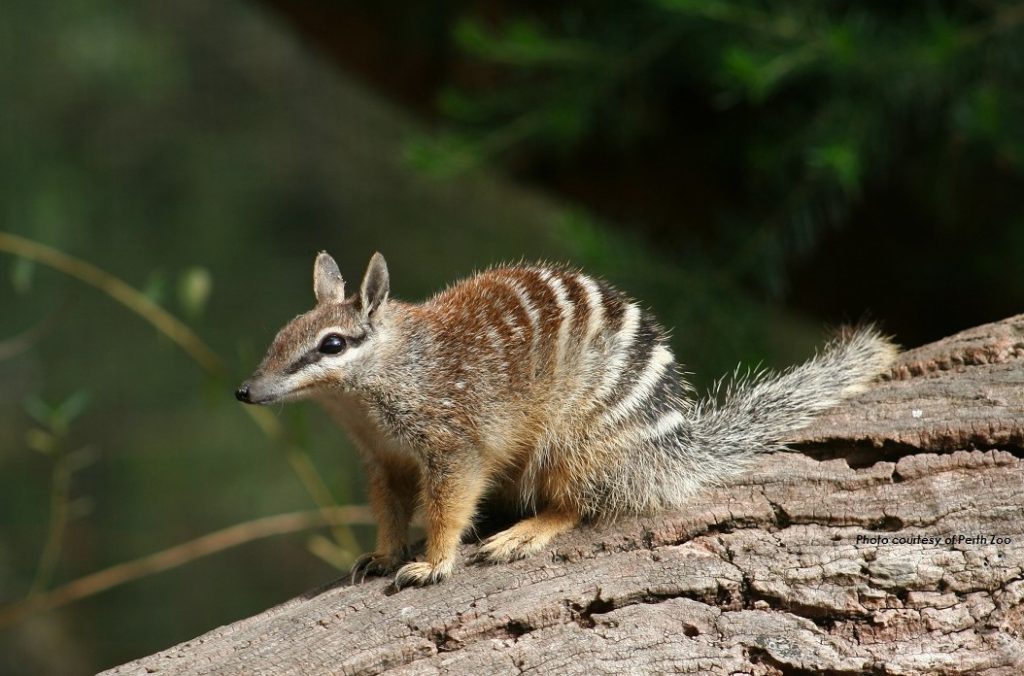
[359,252,389,318]
[313,252,346,305]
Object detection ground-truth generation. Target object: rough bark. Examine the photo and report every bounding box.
[103,315,1024,676]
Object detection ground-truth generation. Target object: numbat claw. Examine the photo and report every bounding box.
[350,552,402,583]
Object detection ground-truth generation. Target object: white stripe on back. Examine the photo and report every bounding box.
[575,274,605,345]
[592,302,641,402]
[603,344,674,424]
[494,277,540,341]
[537,270,573,370]
[642,410,685,441]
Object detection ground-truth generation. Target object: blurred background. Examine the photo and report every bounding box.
[1,1,1022,673]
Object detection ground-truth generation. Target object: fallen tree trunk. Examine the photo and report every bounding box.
[103,315,1024,675]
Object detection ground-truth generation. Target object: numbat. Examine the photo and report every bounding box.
[237,252,896,588]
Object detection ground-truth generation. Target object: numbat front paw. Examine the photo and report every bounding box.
[393,559,454,588]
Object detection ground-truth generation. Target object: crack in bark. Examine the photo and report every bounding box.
[796,440,1024,472]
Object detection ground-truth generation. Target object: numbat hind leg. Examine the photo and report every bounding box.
[476,509,579,563]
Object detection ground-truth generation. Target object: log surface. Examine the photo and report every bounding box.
[103,316,1024,675]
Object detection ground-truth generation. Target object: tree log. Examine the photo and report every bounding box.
[102,315,1024,675]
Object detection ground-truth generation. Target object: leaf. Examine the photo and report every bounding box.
[809,143,861,193]
[721,44,817,103]
[23,395,53,427]
[11,258,35,294]
[453,17,601,67]
[55,390,91,427]
[26,428,56,454]
[721,47,771,102]
[66,444,100,473]
[178,266,213,319]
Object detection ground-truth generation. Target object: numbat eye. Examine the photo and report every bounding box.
[318,333,347,354]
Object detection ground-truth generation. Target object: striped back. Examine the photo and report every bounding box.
[419,265,693,511]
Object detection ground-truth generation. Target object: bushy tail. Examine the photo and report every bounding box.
[685,326,898,484]
[584,326,897,515]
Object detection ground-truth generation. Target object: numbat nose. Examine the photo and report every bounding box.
[235,384,251,403]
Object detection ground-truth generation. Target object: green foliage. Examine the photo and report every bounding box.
[177,267,213,319]
[453,17,603,67]
[18,388,98,605]
[24,391,91,440]
[10,259,35,294]
[424,1,1024,294]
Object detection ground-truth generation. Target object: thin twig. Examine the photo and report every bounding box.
[0,506,374,628]
[286,449,363,557]
[28,449,72,595]
[0,232,223,374]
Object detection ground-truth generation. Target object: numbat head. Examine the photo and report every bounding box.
[236,252,391,405]
[237,251,897,588]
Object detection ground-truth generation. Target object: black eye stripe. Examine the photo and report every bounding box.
[283,333,368,375]
[284,351,321,375]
